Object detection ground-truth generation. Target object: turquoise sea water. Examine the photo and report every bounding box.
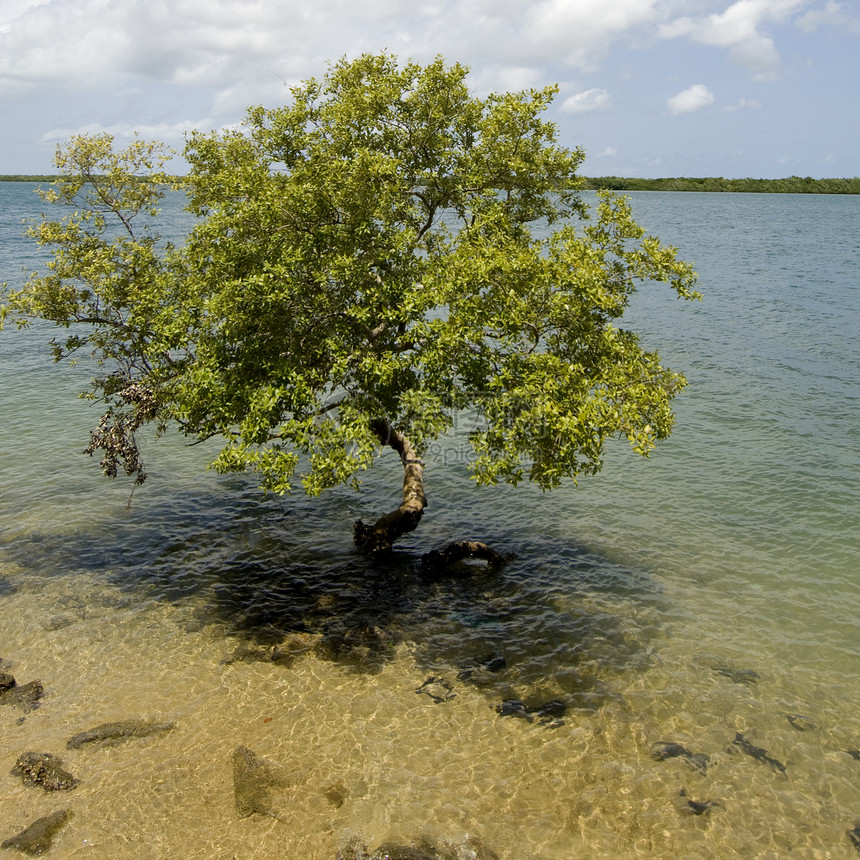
[1,183,858,858]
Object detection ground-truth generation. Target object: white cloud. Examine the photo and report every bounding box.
[796,0,860,33]
[728,35,782,81]
[560,88,612,114]
[596,147,618,157]
[795,0,837,31]
[661,0,804,47]
[660,0,806,79]
[526,0,656,69]
[40,118,214,146]
[469,65,544,98]
[666,84,716,114]
[0,0,49,30]
[0,0,666,106]
[0,0,419,99]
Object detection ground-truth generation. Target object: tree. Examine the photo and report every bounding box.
[1,54,699,562]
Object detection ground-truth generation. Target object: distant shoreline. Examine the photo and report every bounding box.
[2,175,859,194]
[580,176,860,194]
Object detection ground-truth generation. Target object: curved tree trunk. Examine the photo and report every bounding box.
[353,419,427,554]
[353,419,514,569]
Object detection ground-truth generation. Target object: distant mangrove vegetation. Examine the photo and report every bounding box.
[582,176,860,194]
[0,175,60,183]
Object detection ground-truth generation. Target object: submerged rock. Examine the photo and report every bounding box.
[66,719,175,749]
[1,810,72,856]
[730,732,787,776]
[414,677,456,704]
[650,742,710,775]
[457,654,508,686]
[651,741,689,761]
[531,700,566,720]
[687,753,710,775]
[495,698,566,726]
[0,671,15,692]
[232,745,293,818]
[496,699,532,721]
[314,624,392,672]
[848,824,860,853]
[325,782,349,809]
[785,713,817,731]
[0,680,44,711]
[370,843,438,860]
[676,788,721,816]
[712,662,760,685]
[337,835,499,860]
[11,752,79,791]
[221,643,294,666]
[337,836,371,860]
[222,632,318,667]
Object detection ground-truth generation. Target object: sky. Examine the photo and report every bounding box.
[1,0,857,178]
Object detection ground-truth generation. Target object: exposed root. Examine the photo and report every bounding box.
[420,540,515,575]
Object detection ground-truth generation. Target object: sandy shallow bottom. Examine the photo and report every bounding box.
[2,565,859,860]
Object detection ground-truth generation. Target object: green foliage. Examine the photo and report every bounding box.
[2,54,699,501]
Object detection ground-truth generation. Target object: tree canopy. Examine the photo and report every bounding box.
[1,53,699,556]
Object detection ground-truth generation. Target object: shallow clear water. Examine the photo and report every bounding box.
[1,184,859,858]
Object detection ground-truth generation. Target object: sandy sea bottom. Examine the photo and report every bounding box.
[3,558,859,860]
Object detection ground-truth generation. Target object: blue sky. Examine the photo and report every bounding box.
[1,0,857,178]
